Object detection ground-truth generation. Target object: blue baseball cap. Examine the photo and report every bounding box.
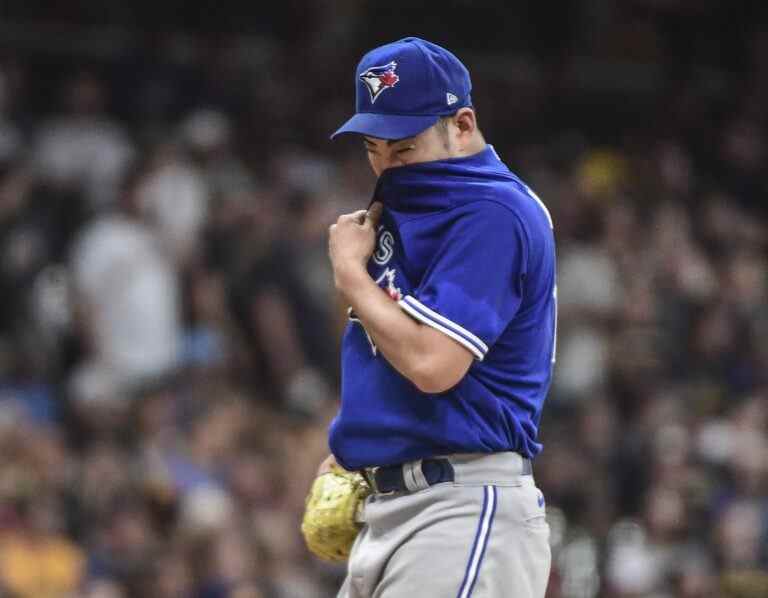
[331,37,473,141]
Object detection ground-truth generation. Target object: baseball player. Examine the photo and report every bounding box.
[302,37,555,598]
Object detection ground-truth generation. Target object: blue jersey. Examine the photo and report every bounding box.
[329,146,556,470]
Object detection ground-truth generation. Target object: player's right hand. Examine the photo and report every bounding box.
[328,202,383,286]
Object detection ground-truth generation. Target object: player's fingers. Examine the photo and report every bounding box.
[338,210,368,225]
[365,202,384,228]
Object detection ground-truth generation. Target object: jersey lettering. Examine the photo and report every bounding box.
[373,228,395,265]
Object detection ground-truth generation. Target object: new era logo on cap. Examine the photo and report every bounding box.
[359,61,400,103]
[446,92,458,106]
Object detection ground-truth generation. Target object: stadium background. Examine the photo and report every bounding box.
[0,1,766,596]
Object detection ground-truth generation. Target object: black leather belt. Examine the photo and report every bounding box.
[362,456,532,495]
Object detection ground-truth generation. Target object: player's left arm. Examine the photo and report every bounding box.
[329,203,473,394]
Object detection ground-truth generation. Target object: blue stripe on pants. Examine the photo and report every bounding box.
[456,485,498,598]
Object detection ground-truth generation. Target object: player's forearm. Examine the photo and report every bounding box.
[335,265,443,391]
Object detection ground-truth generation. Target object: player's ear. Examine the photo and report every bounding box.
[453,108,477,137]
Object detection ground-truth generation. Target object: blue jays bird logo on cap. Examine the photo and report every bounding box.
[359,61,400,103]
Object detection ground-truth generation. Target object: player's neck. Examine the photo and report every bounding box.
[452,133,486,159]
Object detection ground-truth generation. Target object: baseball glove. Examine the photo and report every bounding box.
[301,464,371,562]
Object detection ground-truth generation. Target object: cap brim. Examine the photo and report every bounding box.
[330,113,440,140]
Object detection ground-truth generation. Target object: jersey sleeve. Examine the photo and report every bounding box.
[397,202,528,360]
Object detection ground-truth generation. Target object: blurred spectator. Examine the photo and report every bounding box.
[0,494,85,598]
[181,108,256,200]
[69,164,181,402]
[137,142,209,266]
[31,72,134,208]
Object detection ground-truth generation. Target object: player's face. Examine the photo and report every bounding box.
[363,123,455,177]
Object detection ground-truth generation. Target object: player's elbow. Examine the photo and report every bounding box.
[408,354,470,394]
[412,372,460,394]
[401,326,475,394]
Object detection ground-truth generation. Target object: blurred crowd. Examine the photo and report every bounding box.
[0,2,766,597]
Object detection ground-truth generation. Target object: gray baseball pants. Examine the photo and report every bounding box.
[336,452,551,598]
